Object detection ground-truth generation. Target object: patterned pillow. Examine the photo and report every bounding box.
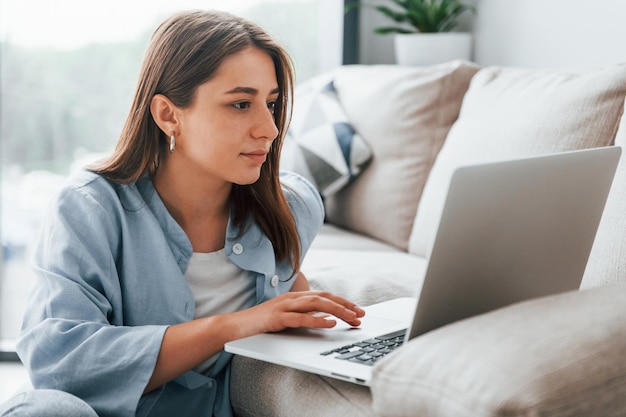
[281,78,372,198]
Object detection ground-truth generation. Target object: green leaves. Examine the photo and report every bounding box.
[351,0,475,34]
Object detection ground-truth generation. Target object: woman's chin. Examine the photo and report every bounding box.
[232,172,262,186]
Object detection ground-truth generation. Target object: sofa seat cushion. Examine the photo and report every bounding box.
[409,64,626,257]
[310,224,400,252]
[370,283,626,417]
[305,249,425,307]
[324,61,480,251]
[304,224,427,306]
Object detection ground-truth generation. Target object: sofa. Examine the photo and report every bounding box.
[229,60,626,417]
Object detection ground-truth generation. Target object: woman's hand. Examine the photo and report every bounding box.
[236,290,365,335]
[277,271,363,331]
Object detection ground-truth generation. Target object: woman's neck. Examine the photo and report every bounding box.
[152,159,232,253]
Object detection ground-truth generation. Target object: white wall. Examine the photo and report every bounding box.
[359,0,626,69]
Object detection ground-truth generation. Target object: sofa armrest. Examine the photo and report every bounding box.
[370,283,626,417]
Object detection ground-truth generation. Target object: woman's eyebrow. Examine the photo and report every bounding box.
[224,86,280,95]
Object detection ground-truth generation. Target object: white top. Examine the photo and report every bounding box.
[185,249,257,373]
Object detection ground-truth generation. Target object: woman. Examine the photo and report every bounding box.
[1,10,364,417]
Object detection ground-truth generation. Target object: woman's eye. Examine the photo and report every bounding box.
[233,102,251,110]
[267,101,277,113]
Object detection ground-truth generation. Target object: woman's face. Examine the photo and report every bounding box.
[175,46,280,186]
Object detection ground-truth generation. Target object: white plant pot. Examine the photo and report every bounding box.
[394,32,473,66]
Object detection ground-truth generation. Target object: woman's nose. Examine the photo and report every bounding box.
[252,106,279,141]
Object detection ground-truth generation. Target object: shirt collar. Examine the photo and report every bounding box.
[131,174,277,277]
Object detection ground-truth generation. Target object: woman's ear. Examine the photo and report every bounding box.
[150,94,179,135]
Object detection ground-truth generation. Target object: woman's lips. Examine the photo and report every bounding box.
[241,151,268,164]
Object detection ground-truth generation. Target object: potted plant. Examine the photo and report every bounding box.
[347,0,475,66]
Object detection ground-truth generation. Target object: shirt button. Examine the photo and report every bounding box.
[232,243,244,255]
[270,275,279,287]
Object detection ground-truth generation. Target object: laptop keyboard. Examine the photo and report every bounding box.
[319,329,407,366]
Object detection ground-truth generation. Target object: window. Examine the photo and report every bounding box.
[0,0,344,352]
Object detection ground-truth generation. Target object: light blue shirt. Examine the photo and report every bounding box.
[16,170,324,417]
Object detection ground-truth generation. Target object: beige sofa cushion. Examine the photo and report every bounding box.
[324,61,480,251]
[370,283,626,417]
[304,248,427,306]
[582,103,626,288]
[304,224,427,306]
[409,65,626,257]
[231,356,374,417]
[310,224,399,252]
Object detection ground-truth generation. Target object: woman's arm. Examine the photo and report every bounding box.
[145,289,364,393]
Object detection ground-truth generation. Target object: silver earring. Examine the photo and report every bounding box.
[169,134,176,153]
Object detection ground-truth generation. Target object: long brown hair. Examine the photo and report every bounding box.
[91,10,301,273]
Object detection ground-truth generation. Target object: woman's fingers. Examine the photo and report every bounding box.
[291,291,364,315]
[270,291,365,330]
[292,293,362,323]
[280,312,340,329]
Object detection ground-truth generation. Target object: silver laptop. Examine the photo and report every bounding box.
[225,146,621,385]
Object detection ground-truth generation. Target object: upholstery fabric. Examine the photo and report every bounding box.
[281,79,372,197]
[324,61,480,250]
[309,224,399,252]
[409,64,626,257]
[301,225,426,307]
[230,356,374,417]
[304,248,426,307]
[370,283,626,417]
[582,101,626,288]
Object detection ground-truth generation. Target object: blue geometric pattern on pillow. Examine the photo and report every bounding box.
[335,122,355,165]
[281,79,373,198]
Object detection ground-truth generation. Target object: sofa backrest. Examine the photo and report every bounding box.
[582,102,626,288]
[408,64,626,258]
[323,61,480,250]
